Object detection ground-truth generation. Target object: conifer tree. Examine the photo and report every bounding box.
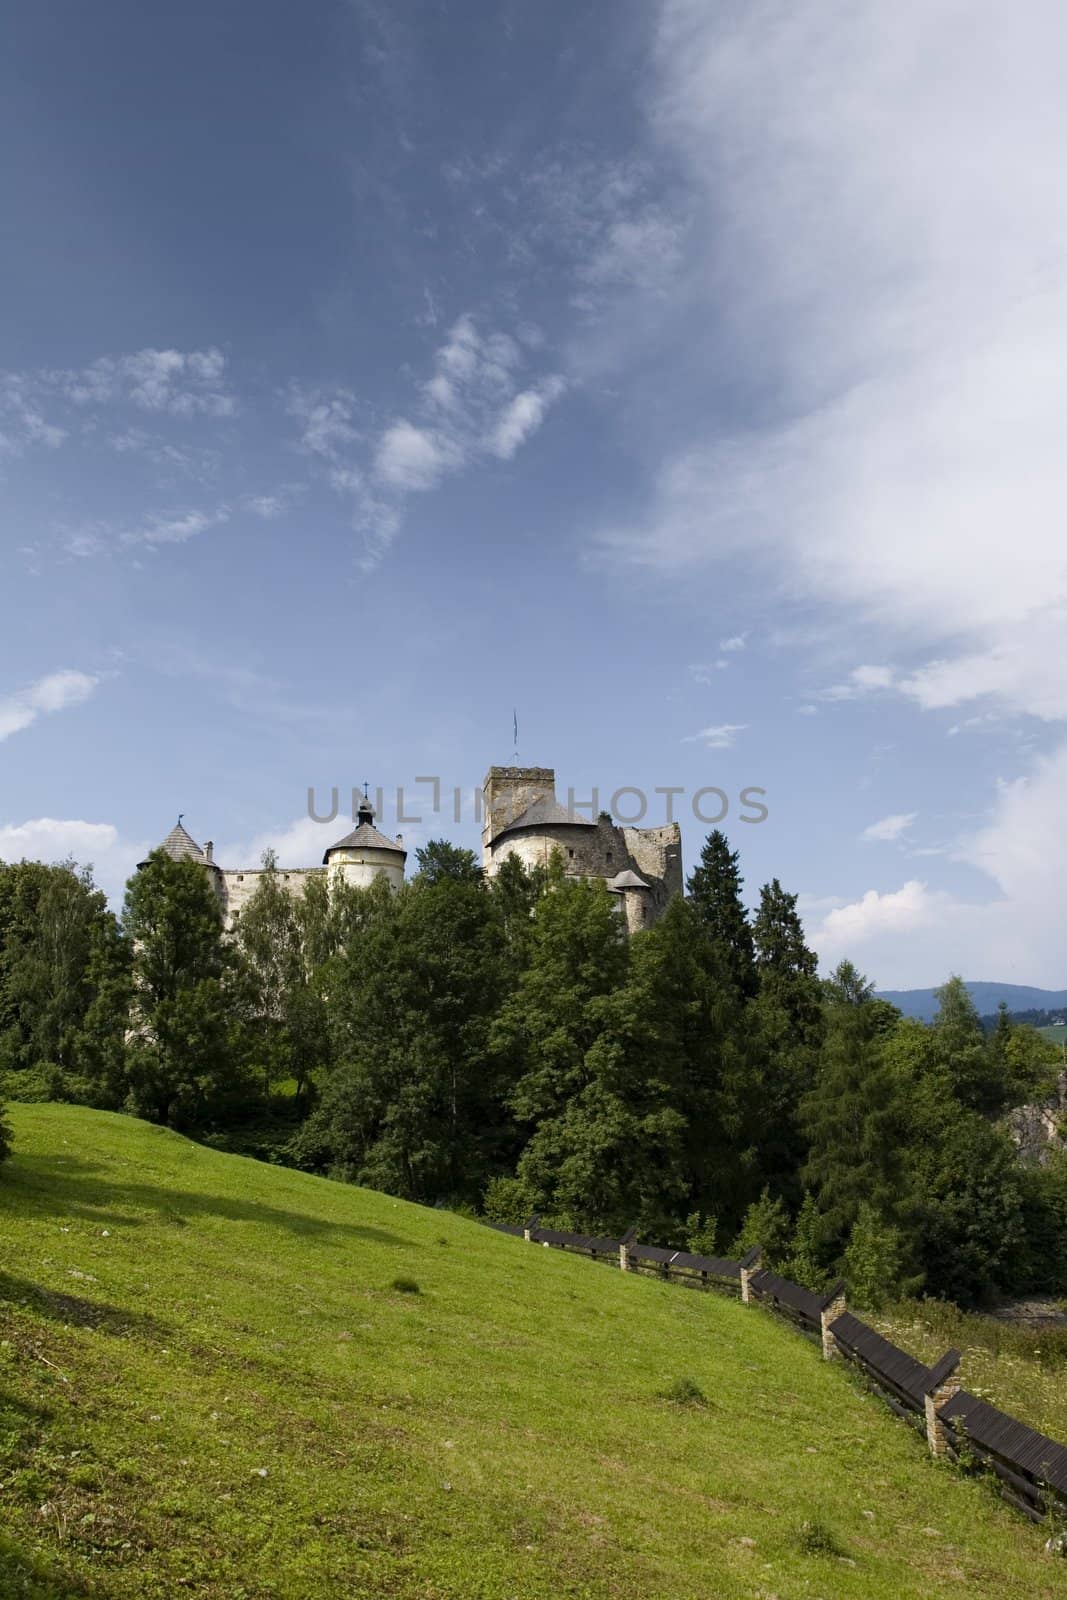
[686,830,757,1000]
[731,1186,792,1266]
[745,878,824,1203]
[931,975,1004,1113]
[800,962,917,1265]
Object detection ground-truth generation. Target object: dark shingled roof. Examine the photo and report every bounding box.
[141,821,211,869]
[494,795,598,842]
[323,821,406,862]
[608,869,650,892]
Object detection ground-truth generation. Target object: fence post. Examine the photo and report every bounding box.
[739,1245,762,1303]
[619,1225,637,1273]
[819,1280,847,1360]
[922,1349,962,1458]
[523,1213,540,1244]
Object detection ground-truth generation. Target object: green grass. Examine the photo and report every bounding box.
[876,1298,1067,1444]
[1,1106,1065,1599]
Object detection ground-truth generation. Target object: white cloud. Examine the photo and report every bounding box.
[861,812,917,843]
[220,814,342,871]
[819,665,895,702]
[488,377,567,460]
[50,347,236,417]
[291,314,566,567]
[0,670,99,741]
[818,880,948,951]
[809,744,1067,986]
[719,633,747,653]
[287,386,361,460]
[682,722,747,749]
[595,2,1067,728]
[375,421,457,491]
[122,506,230,547]
[0,817,148,907]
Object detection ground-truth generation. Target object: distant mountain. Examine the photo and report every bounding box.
[875,982,1067,1023]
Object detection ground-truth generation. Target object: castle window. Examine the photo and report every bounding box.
[237,874,244,882]
[232,910,241,922]
[568,848,574,859]
[606,851,613,863]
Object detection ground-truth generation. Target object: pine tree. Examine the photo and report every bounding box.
[842,1203,912,1309]
[745,878,825,1204]
[800,966,918,1265]
[783,1191,830,1292]
[732,1187,792,1266]
[931,975,1004,1113]
[686,830,757,999]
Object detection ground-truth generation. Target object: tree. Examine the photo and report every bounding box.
[686,830,756,1000]
[513,897,708,1238]
[296,872,510,1204]
[233,852,329,1103]
[497,868,629,1132]
[123,851,245,1129]
[745,879,825,1203]
[0,860,127,1095]
[842,1203,915,1309]
[800,964,918,1266]
[732,1187,792,1266]
[0,1096,11,1165]
[413,839,483,886]
[783,1191,830,1293]
[930,975,1005,1114]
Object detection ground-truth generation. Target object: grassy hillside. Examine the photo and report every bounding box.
[875,1299,1067,1445]
[1,1108,1065,1600]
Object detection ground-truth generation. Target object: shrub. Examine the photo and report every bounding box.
[391,1277,420,1295]
[657,1376,707,1407]
[796,1518,848,1558]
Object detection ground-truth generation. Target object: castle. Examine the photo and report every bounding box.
[145,766,682,934]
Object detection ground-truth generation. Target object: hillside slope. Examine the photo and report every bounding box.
[877,981,1067,1021]
[0,1106,1063,1600]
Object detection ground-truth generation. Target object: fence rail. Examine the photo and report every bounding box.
[485,1212,1067,1536]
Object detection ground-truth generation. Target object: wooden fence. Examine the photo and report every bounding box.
[486,1213,1067,1534]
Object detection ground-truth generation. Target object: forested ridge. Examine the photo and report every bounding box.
[1,833,1064,1308]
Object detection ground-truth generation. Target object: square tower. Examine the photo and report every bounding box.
[481,766,555,866]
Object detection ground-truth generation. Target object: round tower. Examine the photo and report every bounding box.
[323,790,406,891]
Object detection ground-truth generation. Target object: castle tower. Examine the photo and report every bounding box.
[481,766,556,869]
[323,789,406,891]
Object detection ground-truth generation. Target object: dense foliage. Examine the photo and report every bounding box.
[0,835,1062,1306]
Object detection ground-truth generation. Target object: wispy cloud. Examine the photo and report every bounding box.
[122,506,231,548]
[47,347,236,418]
[819,665,895,703]
[288,313,566,567]
[862,812,917,843]
[0,670,99,741]
[682,722,747,749]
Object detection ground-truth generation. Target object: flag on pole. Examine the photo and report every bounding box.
[513,709,518,752]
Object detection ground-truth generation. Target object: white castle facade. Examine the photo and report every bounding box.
[145,765,683,935]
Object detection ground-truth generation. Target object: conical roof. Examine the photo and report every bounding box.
[323,798,406,863]
[140,819,209,869]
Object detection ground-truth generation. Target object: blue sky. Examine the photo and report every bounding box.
[2,1,1065,988]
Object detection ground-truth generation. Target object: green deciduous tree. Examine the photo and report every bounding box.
[123,851,246,1129]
